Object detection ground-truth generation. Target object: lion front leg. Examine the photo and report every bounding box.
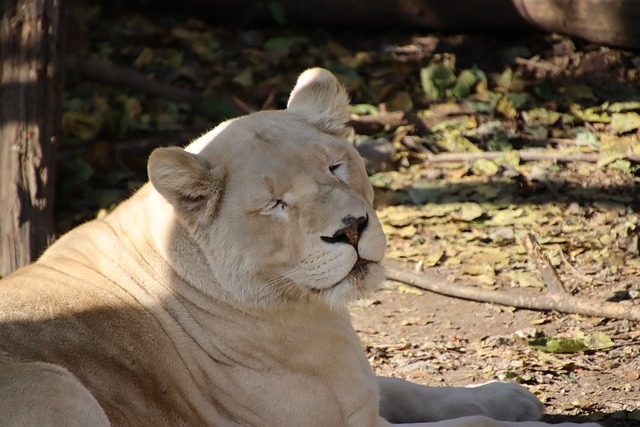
[0,362,110,427]
[377,377,544,423]
[378,377,601,427]
[392,418,601,427]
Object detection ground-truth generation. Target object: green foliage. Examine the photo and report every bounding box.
[420,63,456,100]
[529,333,615,353]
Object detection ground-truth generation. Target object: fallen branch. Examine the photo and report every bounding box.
[383,263,640,321]
[66,57,252,118]
[58,126,210,162]
[520,233,568,295]
[516,133,592,147]
[349,111,411,135]
[514,57,561,73]
[66,57,205,106]
[424,150,640,164]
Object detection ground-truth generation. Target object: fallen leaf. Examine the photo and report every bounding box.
[510,271,545,288]
[581,332,615,350]
[495,94,518,119]
[454,203,485,221]
[397,284,424,296]
[522,108,561,126]
[611,112,640,133]
[420,62,456,100]
[472,158,500,176]
[422,249,444,267]
[450,68,483,100]
[529,337,589,353]
[232,68,254,88]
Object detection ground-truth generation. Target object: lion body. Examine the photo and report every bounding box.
[0,69,598,427]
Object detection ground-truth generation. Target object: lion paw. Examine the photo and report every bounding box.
[467,381,544,421]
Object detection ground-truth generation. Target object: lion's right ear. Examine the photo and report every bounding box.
[287,68,351,136]
[147,147,226,224]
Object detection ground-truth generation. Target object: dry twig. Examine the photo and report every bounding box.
[520,233,568,295]
[383,263,640,321]
[66,57,205,106]
[424,150,640,164]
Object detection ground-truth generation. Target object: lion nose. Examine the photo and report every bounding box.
[321,215,369,248]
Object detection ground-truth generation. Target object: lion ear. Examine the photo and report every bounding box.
[148,147,226,224]
[286,68,351,136]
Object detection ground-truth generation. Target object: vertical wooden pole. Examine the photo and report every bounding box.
[0,0,63,276]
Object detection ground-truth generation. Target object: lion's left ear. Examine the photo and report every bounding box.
[148,147,226,226]
[286,68,351,136]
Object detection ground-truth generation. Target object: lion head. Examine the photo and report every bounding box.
[147,68,386,309]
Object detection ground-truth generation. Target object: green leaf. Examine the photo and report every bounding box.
[386,91,414,111]
[369,173,395,189]
[529,332,615,353]
[472,158,500,176]
[506,92,530,109]
[350,104,379,116]
[192,39,219,62]
[528,337,589,353]
[267,1,286,25]
[607,159,631,172]
[495,67,513,90]
[597,154,625,169]
[583,332,615,350]
[450,68,480,100]
[439,132,481,152]
[495,94,517,119]
[61,110,102,142]
[567,127,600,146]
[611,112,640,133]
[264,36,309,53]
[59,158,95,192]
[561,84,597,101]
[522,108,561,126]
[571,105,610,123]
[607,101,640,113]
[420,63,456,100]
[232,68,254,88]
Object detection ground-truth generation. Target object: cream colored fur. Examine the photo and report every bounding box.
[0,68,599,427]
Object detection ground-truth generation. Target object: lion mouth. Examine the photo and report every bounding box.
[310,258,375,293]
[334,257,374,287]
[351,257,372,274]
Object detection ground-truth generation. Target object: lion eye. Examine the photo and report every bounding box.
[329,163,342,173]
[273,199,287,210]
[329,162,348,181]
[261,198,288,217]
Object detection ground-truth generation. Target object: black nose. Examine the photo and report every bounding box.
[321,215,368,248]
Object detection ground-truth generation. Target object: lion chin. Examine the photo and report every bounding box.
[311,260,385,308]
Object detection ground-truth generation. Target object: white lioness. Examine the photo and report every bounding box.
[0,68,599,427]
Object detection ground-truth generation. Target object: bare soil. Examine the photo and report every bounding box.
[351,279,640,426]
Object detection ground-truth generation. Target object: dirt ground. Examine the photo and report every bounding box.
[350,280,640,426]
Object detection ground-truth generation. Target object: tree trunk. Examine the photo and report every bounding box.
[0,0,64,277]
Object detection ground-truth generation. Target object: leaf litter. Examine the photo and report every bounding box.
[62,5,640,425]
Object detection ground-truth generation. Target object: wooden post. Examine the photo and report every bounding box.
[0,0,63,276]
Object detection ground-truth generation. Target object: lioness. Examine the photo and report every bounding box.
[0,68,599,427]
